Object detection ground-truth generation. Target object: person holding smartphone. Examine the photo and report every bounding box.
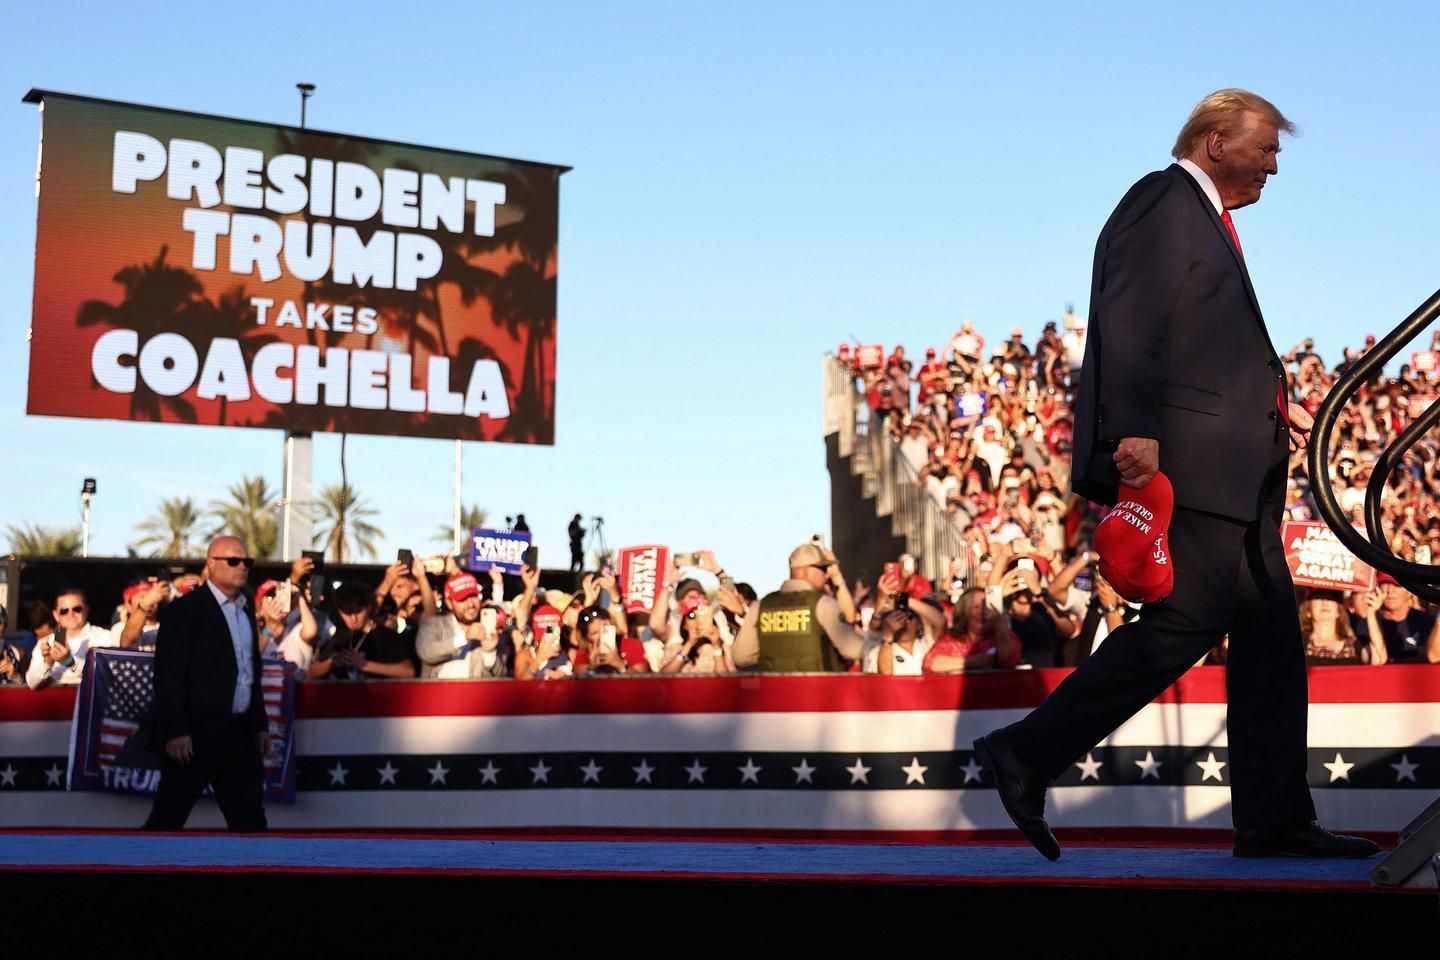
[306,582,416,681]
[659,596,732,674]
[575,605,651,675]
[415,573,508,679]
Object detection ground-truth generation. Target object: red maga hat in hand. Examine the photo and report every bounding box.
[1095,472,1174,604]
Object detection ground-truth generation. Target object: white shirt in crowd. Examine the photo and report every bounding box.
[274,608,334,678]
[25,622,114,689]
[109,617,159,651]
[415,612,477,679]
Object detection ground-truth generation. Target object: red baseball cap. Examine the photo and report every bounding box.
[122,581,151,604]
[1094,472,1175,604]
[256,579,279,600]
[680,594,710,616]
[530,603,562,632]
[444,573,480,603]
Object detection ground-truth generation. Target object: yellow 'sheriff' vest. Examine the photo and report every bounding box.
[755,590,837,673]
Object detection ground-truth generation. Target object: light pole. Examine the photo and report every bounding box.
[80,477,96,558]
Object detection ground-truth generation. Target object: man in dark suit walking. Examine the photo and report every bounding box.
[976,89,1377,860]
[143,535,268,832]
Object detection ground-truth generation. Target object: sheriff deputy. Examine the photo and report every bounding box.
[732,543,864,671]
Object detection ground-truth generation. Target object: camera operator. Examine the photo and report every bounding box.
[26,587,114,689]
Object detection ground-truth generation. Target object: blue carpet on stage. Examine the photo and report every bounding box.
[0,833,1379,888]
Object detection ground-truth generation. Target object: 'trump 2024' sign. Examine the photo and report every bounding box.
[24,90,567,443]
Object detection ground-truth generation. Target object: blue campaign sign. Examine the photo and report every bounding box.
[468,528,532,573]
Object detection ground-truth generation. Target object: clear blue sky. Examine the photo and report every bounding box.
[2,1,1437,585]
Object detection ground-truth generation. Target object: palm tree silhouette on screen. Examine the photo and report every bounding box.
[77,246,202,423]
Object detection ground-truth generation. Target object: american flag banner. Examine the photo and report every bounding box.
[69,649,297,803]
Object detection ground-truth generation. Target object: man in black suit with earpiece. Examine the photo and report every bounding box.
[143,535,268,832]
[975,89,1377,861]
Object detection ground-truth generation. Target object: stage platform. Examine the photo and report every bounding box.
[0,831,1396,890]
[2,831,1431,955]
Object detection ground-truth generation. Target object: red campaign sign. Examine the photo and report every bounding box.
[854,344,886,370]
[1412,351,1438,373]
[1281,520,1375,593]
[618,544,669,613]
[1408,393,1438,417]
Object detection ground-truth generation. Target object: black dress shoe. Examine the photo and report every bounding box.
[974,730,1061,861]
[1233,822,1381,859]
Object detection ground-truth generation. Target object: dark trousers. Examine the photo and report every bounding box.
[143,715,268,832]
[1006,483,1317,830]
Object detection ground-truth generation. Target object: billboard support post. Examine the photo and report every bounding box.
[280,82,318,564]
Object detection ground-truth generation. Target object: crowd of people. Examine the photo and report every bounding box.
[836,313,1440,669]
[3,314,1438,687]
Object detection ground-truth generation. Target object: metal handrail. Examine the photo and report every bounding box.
[1307,287,1440,602]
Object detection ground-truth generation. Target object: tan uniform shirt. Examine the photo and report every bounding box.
[732,578,866,668]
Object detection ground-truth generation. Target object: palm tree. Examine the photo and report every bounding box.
[131,497,205,558]
[77,246,204,423]
[6,523,82,556]
[313,482,383,563]
[210,475,280,559]
[433,504,489,551]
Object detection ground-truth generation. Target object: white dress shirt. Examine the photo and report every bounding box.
[1176,158,1223,216]
[206,580,255,714]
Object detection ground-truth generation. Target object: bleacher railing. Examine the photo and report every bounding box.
[822,355,972,588]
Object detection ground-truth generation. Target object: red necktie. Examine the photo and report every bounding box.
[1220,209,1244,258]
[1223,208,1289,429]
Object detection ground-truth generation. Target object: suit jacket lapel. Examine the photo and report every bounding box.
[1172,164,1267,325]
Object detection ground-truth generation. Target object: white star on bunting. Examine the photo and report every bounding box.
[738,758,762,784]
[328,762,348,786]
[377,762,398,785]
[0,764,17,787]
[1074,752,1102,782]
[901,757,928,785]
[1196,752,1226,783]
[791,759,816,784]
[1134,751,1163,781]
[632,759,655,784]
[580,758,603,783]
[685,759,708,784]
[846,758,871,785]
[1323,752,1354,783]
[1390,754,1419,784]
[959,757,984,784]
[530,759,551,784]
[427,761,449,785]
[478,761,500,784]
[45,764,63,787]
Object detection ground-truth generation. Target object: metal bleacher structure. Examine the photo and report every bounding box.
[822,354,968,590]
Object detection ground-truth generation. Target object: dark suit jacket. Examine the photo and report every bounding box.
[151,585,266,746]
[1071,163,1289,521]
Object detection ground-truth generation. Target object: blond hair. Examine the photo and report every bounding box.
[1171,88,1296,160]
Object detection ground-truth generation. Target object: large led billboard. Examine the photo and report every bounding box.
[24,91,566,443]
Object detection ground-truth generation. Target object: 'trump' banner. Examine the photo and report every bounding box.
[1282,520,1375,593]
[619,544,669,613]
[25,91,567,443]
[467,527,531,573]
[69,649,298,803]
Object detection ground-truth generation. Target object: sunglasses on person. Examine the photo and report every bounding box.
[214,556,255,568]
[56,605,85,616]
